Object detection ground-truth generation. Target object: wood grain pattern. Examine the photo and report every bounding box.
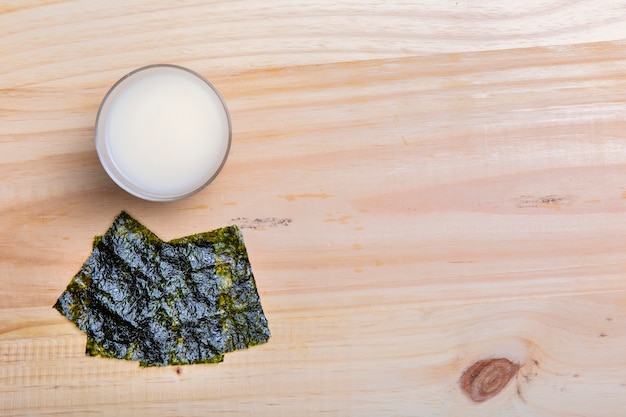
[2,1,626,416]
[2,295,626,416]
[3,1,626,87]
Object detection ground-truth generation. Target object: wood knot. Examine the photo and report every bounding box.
[460,358,520,402]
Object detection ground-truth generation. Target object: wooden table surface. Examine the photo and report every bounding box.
[3,2,626,416]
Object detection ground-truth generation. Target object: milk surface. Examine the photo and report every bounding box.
[102,66,230,199]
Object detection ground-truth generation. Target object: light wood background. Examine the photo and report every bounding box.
[3,1,626,416]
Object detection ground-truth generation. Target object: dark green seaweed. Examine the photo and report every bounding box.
[54,212,270,367]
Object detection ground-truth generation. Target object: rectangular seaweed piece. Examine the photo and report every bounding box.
[54,211,270,367]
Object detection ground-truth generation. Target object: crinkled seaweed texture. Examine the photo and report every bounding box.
[54,212,270,367]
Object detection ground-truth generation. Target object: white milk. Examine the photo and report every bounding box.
[96,65,231,201]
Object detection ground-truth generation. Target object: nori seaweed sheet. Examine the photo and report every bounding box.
[54,211,270,367]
